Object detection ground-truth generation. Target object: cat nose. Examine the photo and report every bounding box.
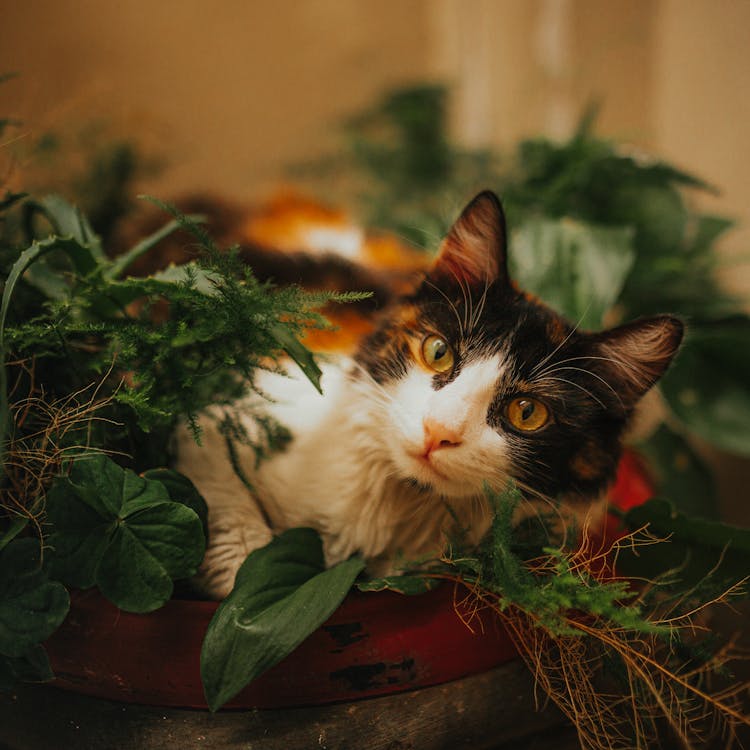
[422,418,463,456]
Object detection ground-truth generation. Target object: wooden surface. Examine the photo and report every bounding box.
[0,661,578,750]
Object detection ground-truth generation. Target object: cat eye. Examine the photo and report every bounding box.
[421,334,455,373]
[506,397,550,432]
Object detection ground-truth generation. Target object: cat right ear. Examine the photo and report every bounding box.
[592,315,685,411]
[431,190,509,287]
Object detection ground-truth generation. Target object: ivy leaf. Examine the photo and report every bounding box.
[201,528,364,711]
[661,317,750,455]
[510,218,635,329]
[47,454,205,613]
[0,539,69,659]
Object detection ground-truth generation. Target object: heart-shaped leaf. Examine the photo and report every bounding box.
[201,528,364,711]
[47,454,206,612]
[141,468,209,538]
[0,539,69,658]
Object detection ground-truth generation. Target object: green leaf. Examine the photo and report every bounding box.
[201,528,364,711]
[46,454,206,612]
[0,517,28,553]
[661,318,750,455]
[270,324,323,393]
[0,539,69,658]
[31,195,105,264]
[620,498,750,594]
[104,215,204,280]
[0,645,53,690]
[356,575,440,595]
[95,522,174,612]
[141,468,209,538]
[638,425,718,520]
[689,214,735,257]
[149,262,220,294]
[510,218,635,329]
[1,236,89,479]
[21,258,72,300]
[45,478,112,589]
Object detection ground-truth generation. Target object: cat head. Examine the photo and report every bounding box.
[354,191,683,506]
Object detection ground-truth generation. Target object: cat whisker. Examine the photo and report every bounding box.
[538,365,624,408]
[510,477,574,544]
[541,351,644,396]
[423,278,465,339]
[470,276,492,332]
[536,375,608,409]
[347,361,396,402]
[528,305,592,378]
[446,265,473,335]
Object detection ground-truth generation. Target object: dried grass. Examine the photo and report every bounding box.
[441,524,750,749]
[1,358,119,541]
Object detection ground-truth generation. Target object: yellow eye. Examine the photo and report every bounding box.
[506,397,550,432]
[421,334,454,373]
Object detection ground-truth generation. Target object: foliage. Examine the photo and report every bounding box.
[291,85,499,248]
[2,80,750,743]
[1,81,364,694]
[368,484,750,748]
[46,454,205,613]
[0,538,68,688]
[201,528,364,711]
[660,317,750,455]
[621,497,750,596]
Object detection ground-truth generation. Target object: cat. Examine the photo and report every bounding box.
[173,190,683,599]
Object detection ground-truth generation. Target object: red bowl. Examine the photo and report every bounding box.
[47,583,516,709]
[45,451,653,710]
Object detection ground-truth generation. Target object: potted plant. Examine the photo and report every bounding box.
[2,83,750,747]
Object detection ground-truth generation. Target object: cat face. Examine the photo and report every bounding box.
[354,191,683,505]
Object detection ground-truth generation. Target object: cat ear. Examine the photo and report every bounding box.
[432,190,509,286]
[591,315,684,410]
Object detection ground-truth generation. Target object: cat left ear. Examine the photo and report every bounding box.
[592,315,684,411]
[432,190,509,286]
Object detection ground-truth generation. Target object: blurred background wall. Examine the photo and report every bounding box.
[2,1,748,269]
[3,0,748,289]
[2,0,749,512]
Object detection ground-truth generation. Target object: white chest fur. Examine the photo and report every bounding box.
[174,359,495,595]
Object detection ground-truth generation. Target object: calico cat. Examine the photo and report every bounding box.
[174,191,683,599]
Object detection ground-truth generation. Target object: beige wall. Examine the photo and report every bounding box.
[1,0,432,198]
[432,0,750,296]
[652,0,750,295]
[1,0,748,288]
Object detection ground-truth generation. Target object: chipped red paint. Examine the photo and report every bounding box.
[45,450,652,710]
[46,584,516,709]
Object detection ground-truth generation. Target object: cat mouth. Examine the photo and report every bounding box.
[407,451,449,481]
